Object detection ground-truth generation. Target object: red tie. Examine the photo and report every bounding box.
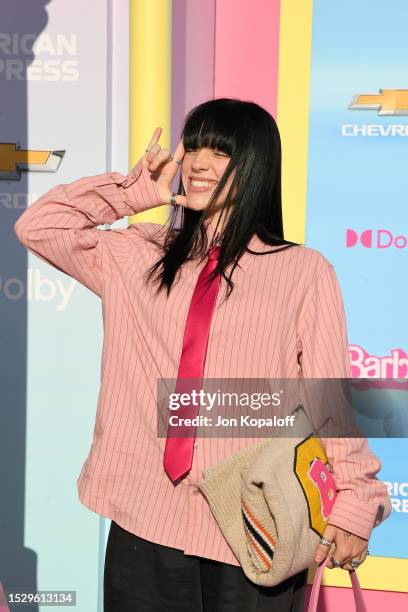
[163,245,221,483]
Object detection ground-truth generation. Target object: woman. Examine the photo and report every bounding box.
[14,98,391,611]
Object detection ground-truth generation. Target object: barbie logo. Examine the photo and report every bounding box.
[350,344,408,386]
[346,229,407,249]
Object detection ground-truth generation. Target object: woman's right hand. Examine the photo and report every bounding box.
[133,126,187,207]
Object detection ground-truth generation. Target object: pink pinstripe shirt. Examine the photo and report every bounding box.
[14,162,391,566]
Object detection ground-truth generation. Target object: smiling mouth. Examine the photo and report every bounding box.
[189,178,218,191]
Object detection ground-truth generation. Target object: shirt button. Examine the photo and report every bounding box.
[194,442,199,448]
[192,488,200,495]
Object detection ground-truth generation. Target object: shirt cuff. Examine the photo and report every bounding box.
[114,161,163,211]
[326,491,389,540]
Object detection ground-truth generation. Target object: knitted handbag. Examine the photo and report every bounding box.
[197,404,338,587]
[308,555,368,612]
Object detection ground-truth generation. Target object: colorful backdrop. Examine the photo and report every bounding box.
[1,1,406,610]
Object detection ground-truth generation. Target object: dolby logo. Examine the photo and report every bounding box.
[346,229,407,249]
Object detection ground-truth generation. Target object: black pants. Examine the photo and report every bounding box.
[104,521,308,611]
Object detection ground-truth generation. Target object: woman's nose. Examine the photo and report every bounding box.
[191,149,211,169]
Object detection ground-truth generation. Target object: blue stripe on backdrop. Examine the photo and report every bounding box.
[307,0,408,559]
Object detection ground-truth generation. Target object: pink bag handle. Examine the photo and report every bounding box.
[307,555,368,612]
[0,579,9,612]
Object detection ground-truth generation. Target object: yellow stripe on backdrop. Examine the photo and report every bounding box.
[276,0,313,245]
[308,555,408,593]
[128,0,171,225]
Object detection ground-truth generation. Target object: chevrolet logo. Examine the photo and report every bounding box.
[349,89,408,115]
[0,143,65,180]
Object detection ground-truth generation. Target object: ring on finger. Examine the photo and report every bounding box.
[350,558,362,569]
[319,537,332,547]
[170,192,178,206]
[330,557,342,568]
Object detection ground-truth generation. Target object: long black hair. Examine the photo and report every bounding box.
[145,98,303,301]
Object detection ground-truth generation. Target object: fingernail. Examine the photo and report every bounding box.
[315,556,322,563]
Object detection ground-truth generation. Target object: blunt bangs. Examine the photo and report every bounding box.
[181,100,241,157]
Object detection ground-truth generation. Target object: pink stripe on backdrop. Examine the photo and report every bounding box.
[214,0,281,116]
[305,583,408,611]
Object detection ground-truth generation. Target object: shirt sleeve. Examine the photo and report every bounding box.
[14,161,162,298]
[297,259,392,540]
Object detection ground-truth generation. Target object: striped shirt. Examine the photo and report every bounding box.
[14,162,391,566]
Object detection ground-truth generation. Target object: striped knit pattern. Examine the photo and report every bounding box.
[242,498,276,573]
[13,160,391,567]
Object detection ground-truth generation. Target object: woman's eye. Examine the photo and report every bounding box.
[184,148,229,157]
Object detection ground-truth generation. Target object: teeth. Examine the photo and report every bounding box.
[191,180,214,187]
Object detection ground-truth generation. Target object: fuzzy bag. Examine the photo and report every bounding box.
[197,405,338,587]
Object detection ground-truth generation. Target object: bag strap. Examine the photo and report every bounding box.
[0,578,9,612]
[307,556,368,612]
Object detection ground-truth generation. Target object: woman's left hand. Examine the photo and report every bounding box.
[314,524,369,570]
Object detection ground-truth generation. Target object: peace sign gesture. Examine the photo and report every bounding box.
[138,126,187,207]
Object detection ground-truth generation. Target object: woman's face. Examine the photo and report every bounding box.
[181,146,235,212]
